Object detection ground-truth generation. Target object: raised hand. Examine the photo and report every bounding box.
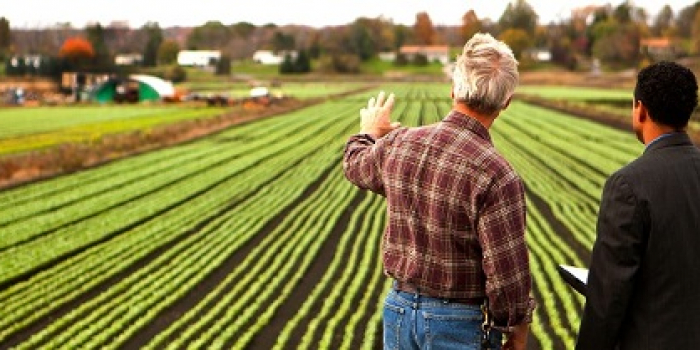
[359,91,401,138]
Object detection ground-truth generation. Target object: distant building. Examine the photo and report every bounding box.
[8,55,44,71]
[177,50,221,66]
[92,74,175,103]
[378,52,396,62]
[252,50,297,65]
[640,38,683,61]
[399,45,451,64]
[114,53,143,66]
[524,48,552,62]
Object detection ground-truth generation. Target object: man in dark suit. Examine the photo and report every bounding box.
[576,61,700,350]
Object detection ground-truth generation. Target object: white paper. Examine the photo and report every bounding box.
[560,265,588,284]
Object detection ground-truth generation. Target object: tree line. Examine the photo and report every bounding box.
[1,0,700,78]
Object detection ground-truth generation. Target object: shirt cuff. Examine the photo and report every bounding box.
[349,133,376,143]
[492,296,537,334]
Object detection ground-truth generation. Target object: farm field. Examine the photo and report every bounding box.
[181,81,373,99]
[517,85,631,101]
[0,83,643,349]
[0,82,372,158]
[0,106,228,156]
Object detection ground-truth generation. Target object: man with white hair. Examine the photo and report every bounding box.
[343,33,534,350]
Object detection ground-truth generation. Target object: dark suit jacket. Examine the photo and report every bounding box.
[576,133,700,350]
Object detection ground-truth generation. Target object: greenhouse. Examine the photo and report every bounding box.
[92,74,175,103]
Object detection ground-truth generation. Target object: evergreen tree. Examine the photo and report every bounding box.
[294,49,311,73]
[279,53,295,74]
[141,22,163,67]
[215,55,231,75]
[85,23,112,70]
[0,17,10,58]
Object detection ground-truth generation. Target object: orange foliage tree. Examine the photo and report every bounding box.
[58,37,95,62]
[461,10,482,43]
[414,12,435,45]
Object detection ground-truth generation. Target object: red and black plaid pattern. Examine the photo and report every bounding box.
[343,110,534,330]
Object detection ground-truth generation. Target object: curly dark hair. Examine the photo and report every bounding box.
[634,61,698,129]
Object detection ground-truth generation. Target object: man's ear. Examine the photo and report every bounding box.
[636,100,648,123]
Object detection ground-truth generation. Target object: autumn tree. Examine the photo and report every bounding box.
[0,17,10,58]
[498,0,538,35]
[613,1,633,24]
[271,31,295,53]
[230,22,256,38]
[393,24,412,50]
[590,15,642,65]
[186,21,230,50]
[346,17,394,61]
[498,28,532,59]
[318,26,351,55]
[308,32,322,58]
[316,26,361,73]
[652,5,675,37]
[414,12,435,45]
[549,34,578,70]
[693,9,700,54]
[58,37,95,62]
[461,10,482,43]
[677,3,700,37]
[58,36,94,93]
[157,39,180,65]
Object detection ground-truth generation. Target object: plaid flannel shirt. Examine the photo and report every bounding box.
[343,110,534,331]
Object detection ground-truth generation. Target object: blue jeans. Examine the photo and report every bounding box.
[383,288,503,350]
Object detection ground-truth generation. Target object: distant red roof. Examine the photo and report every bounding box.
[640,38,673,48]
[400,45,450,54]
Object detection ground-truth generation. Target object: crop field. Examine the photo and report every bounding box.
[516,85,631,101]
[0,106,228,156]
[518,85,700,132]
[0,83,642,349]
[181,81,372,99]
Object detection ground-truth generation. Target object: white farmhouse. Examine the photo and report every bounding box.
[177,50,221,66]
[114,53,143,66]
[252,50,296,65]
[399,45,451,64]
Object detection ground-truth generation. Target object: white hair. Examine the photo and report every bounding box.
[452,33,519,115]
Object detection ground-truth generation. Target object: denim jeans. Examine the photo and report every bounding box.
[383,288,502,350]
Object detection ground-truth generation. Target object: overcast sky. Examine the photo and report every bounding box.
[4,0,693,28]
